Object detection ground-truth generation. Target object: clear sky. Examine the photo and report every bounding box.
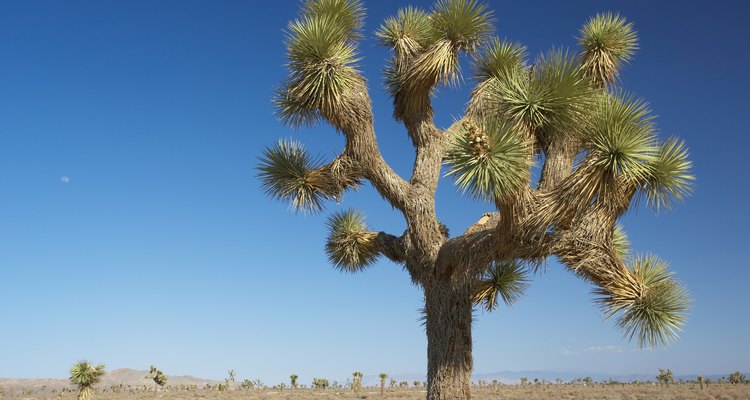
[1,0,749,386]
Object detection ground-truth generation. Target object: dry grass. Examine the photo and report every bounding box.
[3,384,750,400]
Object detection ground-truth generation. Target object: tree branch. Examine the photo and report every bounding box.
[319,81,412,212]
[537,138,580,191]
[374,232,407,265]
[436,213,501,279]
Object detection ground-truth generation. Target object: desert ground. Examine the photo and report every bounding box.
[2,384,750,400]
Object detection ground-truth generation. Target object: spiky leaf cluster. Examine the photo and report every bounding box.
[301,0,365,41]
[565,92,659,211]
[148,366,168,386]
[445,117,530,202]
[472,261,529,312]
[473,38,527,81]
[70,361,106,387]
[389,0,493,94]
[376,7,432,49]
[70,361,105,400]
[642,137,694,212]
[276,0,364,127]
[586,93,657,181]
[405,38,461,89]
[428,0,493,52]
[579,12,638,87]
[596,255,690,348]
[325,210,378,272]
[612,223,631,259]
[485,49,596,139]
[258,139,330,213]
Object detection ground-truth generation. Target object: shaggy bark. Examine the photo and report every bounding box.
[424,280,473,400]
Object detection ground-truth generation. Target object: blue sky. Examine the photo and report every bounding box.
[1,0,748,385]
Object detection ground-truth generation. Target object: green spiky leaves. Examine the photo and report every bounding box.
[612,223,631,259]
[411,0,495,87]
[562,92,658,212]
[570,93,693,214]
[579,12,638,87]
[597,255,690,348]
[377,7,431,49]
[70,361,106,387]
[277,0,364,127]
[148,366,168,386]
[258,139,331,213]
[429,0,494,52]
[484,49,596,138]
[325,210,378,272]
[301,0,365,41]
[587,93,657,181]
[445,117,530,202]
[472,261,530,312]
[70,360,106,400]
[642,138,694,211]
[473,38,527,81]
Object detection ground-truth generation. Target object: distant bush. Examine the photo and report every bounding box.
[729,371,747,384]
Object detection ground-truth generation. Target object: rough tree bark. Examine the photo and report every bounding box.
[424,280,473,400]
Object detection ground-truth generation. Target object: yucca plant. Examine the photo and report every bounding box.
[226,370,235,391]
[146,366,167,397]
[352,371,363,392]
[379,373,388,396]
[656,368,674,385]
[290,374,298,394]
[258,1,693,399]
[729,371,747,384]
[69,361,106,400]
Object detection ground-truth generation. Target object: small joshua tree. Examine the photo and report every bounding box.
[352,371,363,392]
[146,366,167,397]
[69,361,106,400]
[697,375,704,390]
[290,374,298,394]
[656,369,674,385]
[729,371,747,384]
[379,373,388,396]
[312,378,329,390]
[226,370,236,390]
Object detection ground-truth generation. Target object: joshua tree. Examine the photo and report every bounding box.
[697,375,704,390]
[146,366,167,397]
[656,369,674,385]
[226,370,236,390]
[258,1,692,399]
[352,371,363,392]
[69,361,106,400]
[290,374,298,394]
[312,378,329,390]
[379,373,388,396]
[729,371,747,384]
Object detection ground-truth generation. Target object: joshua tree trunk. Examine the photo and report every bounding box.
[424,280,473,400]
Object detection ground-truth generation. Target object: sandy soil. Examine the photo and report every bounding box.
[2,384,750,400]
